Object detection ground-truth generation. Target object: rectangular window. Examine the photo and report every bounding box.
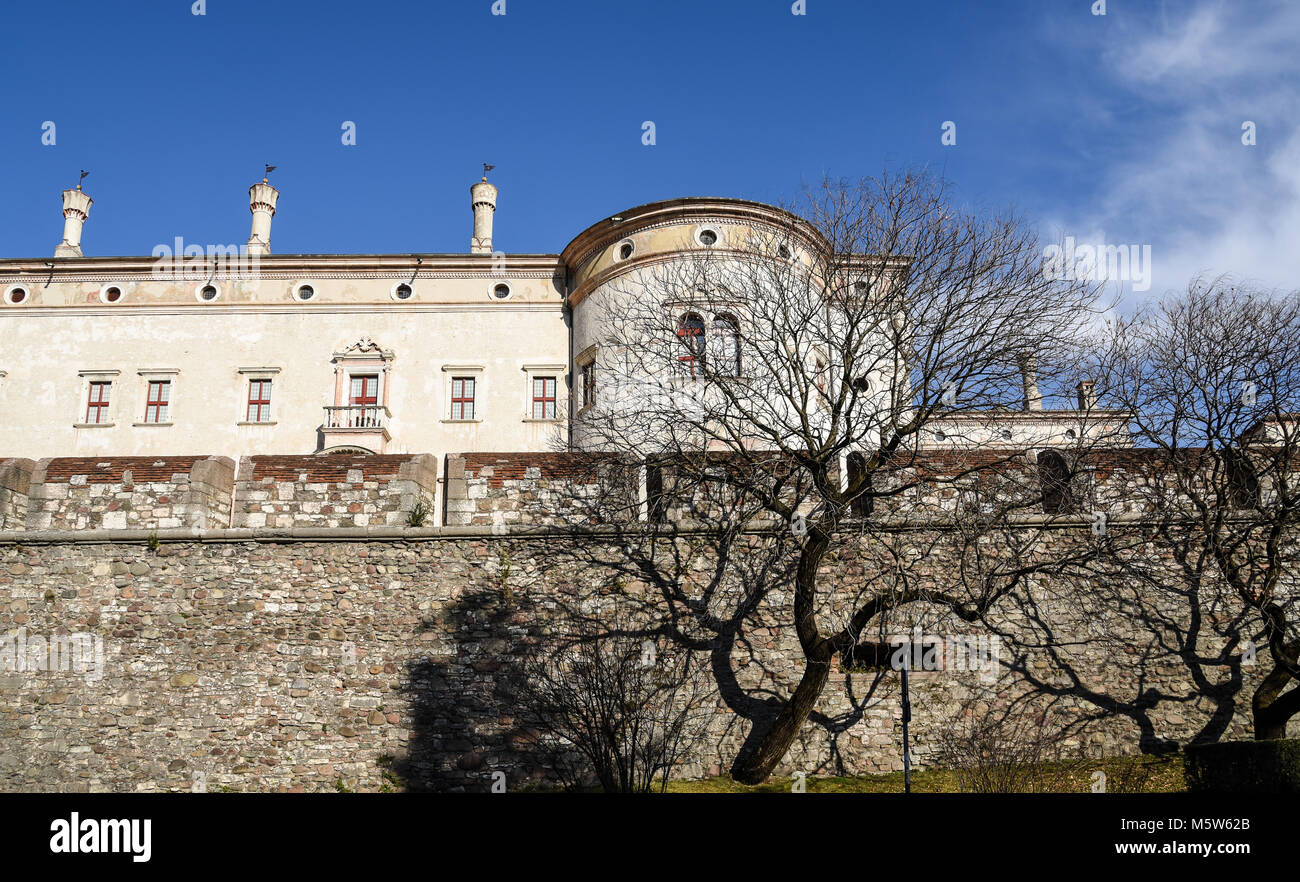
[348,373,380,426]
[246,379,272,423]
[144,380,170,424]
[532,376,557,420]
[582,362,596,408]
[350,374,379,406]
[451,376,476,420]
[85,381,111,424]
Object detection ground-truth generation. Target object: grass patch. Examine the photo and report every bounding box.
[667,753,1185,793]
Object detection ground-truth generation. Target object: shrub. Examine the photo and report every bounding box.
[934,699,1089,793]
[518,616,712,793]
[406,501,430,527]
[1184,738,1300,793]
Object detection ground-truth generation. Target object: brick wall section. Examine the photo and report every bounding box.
[445,453,628,527]
[232,454,437,528]
[22,456,234,530]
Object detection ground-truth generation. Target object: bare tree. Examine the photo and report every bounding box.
[566,170,1105,783]
[1095,279,1300,739]
[518,606,712,793]
[933,693,1089,793]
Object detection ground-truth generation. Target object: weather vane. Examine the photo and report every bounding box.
[77,170,89,191]
[482,162,495,180]
[263,163,277,183]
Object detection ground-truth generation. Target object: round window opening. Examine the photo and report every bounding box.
[395,283,413,300]
[1065,429,1078,440]
[618,242,634,260]
[1000,429,1013,440]
[492,283,511,300]
[103,286,122,303]
[698,228,718,246]
[296,285,315,301]
[7,287,27,304]
[778,244,792,260]
[200,285,218,301]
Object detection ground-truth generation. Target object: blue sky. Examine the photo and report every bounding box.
[1,0,1295,299]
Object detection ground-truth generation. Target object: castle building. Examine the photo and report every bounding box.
[0,174,1126,463]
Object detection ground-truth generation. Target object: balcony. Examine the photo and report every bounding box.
[319,405,391,452]
[323,405,389,429]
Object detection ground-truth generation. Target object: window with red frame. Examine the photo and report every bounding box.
[144,380,170,423]
[451,377,475,420]
[350,374,378,406]
[531,376,557,419]
[676,313,705,377]
[348,374,380,427]
[246,379,272,422]
[85,381,111,424]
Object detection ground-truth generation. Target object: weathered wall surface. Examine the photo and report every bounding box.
[232,454,437,528]
[0,454,435,532]
[0,449,1172,534]
[445,453,623,528]
[0,459,33,530]
[0,526,1275,793]
[25,456,234,531]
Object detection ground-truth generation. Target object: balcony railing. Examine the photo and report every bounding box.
[322,405,389,430]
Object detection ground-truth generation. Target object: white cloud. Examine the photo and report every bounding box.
[1049,0,1300,300]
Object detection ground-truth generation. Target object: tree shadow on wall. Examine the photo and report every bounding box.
[394,575,563,793]
[392,528,895,791]
[979,527,1253,756]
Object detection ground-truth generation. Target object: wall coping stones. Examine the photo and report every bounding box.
[0,511,1199,546]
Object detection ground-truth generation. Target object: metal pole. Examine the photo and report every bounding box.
[901,663,912,794]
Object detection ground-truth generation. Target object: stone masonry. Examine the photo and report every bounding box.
[0,449,1293,792]
[231,454,437,529]
[24,456,234,531]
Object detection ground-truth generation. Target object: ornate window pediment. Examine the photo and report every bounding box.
[333,337,394,362]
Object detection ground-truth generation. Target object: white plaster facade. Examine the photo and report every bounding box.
[0,179,1124,459]
[0,250,569,458]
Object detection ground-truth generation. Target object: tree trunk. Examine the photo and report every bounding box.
[730,647,833,784]
[1252,664,1300,740]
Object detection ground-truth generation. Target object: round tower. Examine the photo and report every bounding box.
[470,176,498,254]
[247,179,280,256]
[54,185,93,258]
[560,197,834,451]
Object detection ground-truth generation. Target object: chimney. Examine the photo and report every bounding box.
[55,186,93,257]
[1017,352,1043,411]
[470,175,498,254]
[246,179,280,256]
[1075,379,1097,410]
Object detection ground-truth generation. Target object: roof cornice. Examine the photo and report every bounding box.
[0,252,564,282]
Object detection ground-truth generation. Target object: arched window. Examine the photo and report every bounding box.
[1038,450,1078,514]
[676,313,705,377]
[710,313,741,377]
